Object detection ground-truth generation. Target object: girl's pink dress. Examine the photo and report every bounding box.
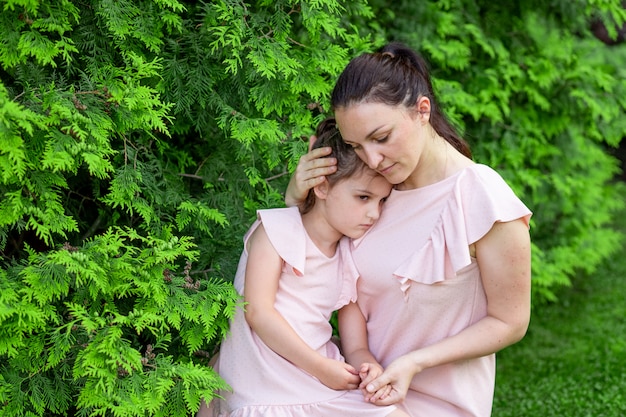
[210,207,398,417]
[351,164,532,417]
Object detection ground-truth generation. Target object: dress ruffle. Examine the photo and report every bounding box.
[390,165,532,298]
[257,208,307,277]
[211,390,397,417]
[256,208,359,309]
[214,402,340,417]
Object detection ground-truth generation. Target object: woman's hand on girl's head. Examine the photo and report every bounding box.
[285,139,338,208]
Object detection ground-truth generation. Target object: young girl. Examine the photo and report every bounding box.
[199,119,407,417]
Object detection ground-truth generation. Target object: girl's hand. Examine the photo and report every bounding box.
[315,357,361,391]
[285,138,337,208]
[358,362,392,400]
[363,355,419,405]
[358,362,384,390]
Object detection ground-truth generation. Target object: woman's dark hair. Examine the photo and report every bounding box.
[301,118,370,214]
[330,42,471,159]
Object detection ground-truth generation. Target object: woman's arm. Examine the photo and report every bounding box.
[285,144,337,208]
[244,224,360,390]
[363,218,532,404]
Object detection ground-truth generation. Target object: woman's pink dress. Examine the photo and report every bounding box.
[210,207,398,417]
[351,164,532,417]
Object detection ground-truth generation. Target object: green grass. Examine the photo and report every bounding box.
[493,210,626,416]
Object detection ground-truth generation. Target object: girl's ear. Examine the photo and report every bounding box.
[313,180,329,200]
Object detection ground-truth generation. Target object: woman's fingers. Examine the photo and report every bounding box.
[285,144,338,207]
[301,147,336,174]
[294,146,337,188]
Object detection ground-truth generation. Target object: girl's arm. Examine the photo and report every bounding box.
[244,224,360,391]
[285,144,337,209]
[338,302,395,401]
[337,302,380,374]
[364,219,532,405]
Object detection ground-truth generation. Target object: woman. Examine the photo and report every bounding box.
[285,43,532,417]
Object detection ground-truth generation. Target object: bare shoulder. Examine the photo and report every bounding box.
[246,223,271,254]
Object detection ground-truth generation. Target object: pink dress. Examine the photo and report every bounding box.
[210,207,398,417]
[351,164,532,417]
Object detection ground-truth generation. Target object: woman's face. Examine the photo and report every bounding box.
[335,100,429,187]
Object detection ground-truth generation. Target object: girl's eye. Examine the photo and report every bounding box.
[359,195,369,201]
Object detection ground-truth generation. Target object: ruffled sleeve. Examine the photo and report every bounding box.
[253,207,306,277]
[393,164,532,294]
[460,165,532,243]
[334,237,361,309]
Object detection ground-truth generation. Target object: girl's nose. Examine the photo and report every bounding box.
[368,204,381,221]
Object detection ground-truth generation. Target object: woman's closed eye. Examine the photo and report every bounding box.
[373,135,388,143]
[348,136,387,149]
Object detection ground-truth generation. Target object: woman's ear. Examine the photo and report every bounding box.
[415,96,431,122]
[313,180,329,200]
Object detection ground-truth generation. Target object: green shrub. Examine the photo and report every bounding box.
[0,229,239,416]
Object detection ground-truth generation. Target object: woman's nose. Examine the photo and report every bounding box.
[363,148,383,170]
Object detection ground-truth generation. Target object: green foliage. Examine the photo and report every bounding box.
[368,0,626,302]
[1,0,379,415]
[0,228,239,416]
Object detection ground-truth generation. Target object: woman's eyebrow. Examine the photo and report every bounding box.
[365,125,386,138]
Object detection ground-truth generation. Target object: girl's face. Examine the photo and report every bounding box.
[321,169,392,240]
[335,100,430,188]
